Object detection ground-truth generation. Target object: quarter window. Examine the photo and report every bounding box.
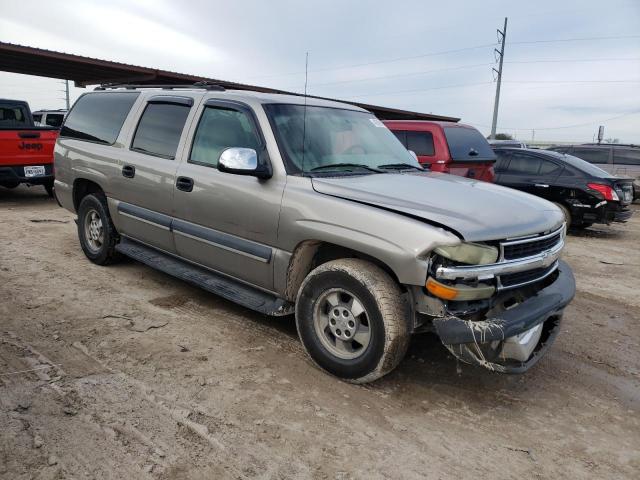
[190,107,261,168]
[61,92,139,145]
[131,103,191,159]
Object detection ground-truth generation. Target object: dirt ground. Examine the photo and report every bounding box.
[1,185,639,480]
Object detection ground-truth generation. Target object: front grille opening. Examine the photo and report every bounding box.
[502,232,561,260]
[500,263,557,288]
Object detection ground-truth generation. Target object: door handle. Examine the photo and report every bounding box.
[122,165,136,178]
[534,183,549,188]
[176,176,194,192]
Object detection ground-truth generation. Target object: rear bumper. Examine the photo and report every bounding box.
[432,260,575,373]
[0,165,53,186]
[570,201,633,225]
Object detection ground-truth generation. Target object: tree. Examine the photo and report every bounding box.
[490,133,513,140]
[603,138,620,144]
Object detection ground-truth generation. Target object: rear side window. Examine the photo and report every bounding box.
[406,131,435,156]
[190,107,261,168]
[131,103,191,159]
[613,148,640,166]
[443,127,495,161]
[45,114,64,127]
[506,153,541,175]
[539,159,562,175]
[61,92,139,145]
[571,147,609,164]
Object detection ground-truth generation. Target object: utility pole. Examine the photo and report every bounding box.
[490,17,507,139]
[64,80,70,110]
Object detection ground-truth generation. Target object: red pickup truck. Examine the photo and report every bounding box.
[384,120,497,182]
[1,99,58,196]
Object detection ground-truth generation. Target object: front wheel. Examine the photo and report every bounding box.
[295,259,411,383]
[554,202,572,230]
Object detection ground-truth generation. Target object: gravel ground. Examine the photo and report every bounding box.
[1,185,639,480]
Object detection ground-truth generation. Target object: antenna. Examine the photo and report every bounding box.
[301,51,309,175]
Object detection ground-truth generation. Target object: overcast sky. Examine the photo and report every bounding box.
[1,0,639,143]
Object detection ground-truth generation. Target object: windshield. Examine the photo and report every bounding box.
[265,104,420,174]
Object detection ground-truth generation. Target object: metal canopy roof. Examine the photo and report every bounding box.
[0,41,459,122]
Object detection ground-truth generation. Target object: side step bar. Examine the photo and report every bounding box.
[115,238,293,316]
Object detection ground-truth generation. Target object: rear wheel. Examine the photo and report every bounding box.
[295,259,411,383]
[554,202,572,230]
[77,193,121,265]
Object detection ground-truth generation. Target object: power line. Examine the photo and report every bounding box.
[293,63,493,89]
[469,110,640,132]
[342,81,493,99]
[506,57,640,64]
[244,43,497,80]
[509,34,640,46]
[504,79,640,84]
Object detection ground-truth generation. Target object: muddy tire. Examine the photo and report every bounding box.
[77,193,121,265]
[554,202,572,230]
[295,259,411,383]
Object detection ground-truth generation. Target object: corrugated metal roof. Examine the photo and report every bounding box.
[0,41,459,122]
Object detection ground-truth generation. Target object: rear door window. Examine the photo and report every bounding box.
[613,148,640,166]
[32,114,43,124]
[61,92,139,145]
[505,153,541,175]
[406,131,435,156]
[190,106,261,168]
[131,102,191,159]
[571,147,609,164]
[443,127,495,161]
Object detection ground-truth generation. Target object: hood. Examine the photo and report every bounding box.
[312,172,564,241]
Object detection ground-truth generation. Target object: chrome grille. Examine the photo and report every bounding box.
[501,227,564,261]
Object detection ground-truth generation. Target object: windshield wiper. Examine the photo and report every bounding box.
[309,163,384,173]
[377,163,425,171]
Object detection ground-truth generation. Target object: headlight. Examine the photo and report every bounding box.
[434,242,498,265]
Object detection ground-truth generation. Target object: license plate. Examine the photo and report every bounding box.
[24,166,45,177]
[624,191,632,202]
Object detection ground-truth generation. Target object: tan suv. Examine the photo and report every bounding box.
[54,85,575,382]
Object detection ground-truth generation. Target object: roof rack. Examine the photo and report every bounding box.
[94,82,225,91]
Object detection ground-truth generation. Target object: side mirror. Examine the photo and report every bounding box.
[218,147,272,179]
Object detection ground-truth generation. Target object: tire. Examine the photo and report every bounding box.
[295,258,411,383]
[554,202,572,230]
[44,181,54,198]
[77,193,121,265]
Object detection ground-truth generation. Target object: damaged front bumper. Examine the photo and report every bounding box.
[431,260,575,373]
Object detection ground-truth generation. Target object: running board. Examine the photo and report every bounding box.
[116,238,293,316]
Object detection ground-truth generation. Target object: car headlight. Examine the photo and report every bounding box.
[434,242,498,265]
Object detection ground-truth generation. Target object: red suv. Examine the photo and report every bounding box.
[384,121,496,182]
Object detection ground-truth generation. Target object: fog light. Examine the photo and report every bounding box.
[426,277,495,301]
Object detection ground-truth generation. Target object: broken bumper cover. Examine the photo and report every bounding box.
[432,260,575,373]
